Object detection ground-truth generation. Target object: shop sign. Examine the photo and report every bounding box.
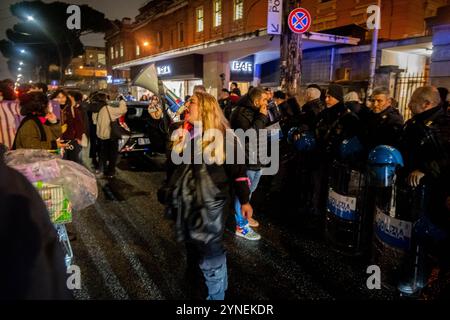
[231,61,253,73]
[157,65,172,75]
[230,55,255,82]
[268,0,283,35]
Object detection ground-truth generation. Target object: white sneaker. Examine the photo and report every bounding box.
[235,225,261,241]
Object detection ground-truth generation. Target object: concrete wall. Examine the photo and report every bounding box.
[203,52,229,98]
[381,50,427,74]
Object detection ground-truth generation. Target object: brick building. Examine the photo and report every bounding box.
[64,46,107,91]
[105,0,450,103]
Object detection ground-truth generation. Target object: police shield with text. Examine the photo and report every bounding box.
[315,84,366,255]
[396,86,450,296]
[370,86,450,297]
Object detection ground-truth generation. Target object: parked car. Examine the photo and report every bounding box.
[109,101,156,157]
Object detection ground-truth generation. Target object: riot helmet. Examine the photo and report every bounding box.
[339,136,364,162]
[368,145,404,187]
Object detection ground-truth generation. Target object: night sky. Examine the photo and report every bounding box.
[0,0,147,79]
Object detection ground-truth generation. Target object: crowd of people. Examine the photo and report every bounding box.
[160,82,450,300]
[0,81,130,178]
[1,77,449,300]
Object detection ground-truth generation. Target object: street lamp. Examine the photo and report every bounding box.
[27,15,34,21]
[19,61,24,65]
[18,68,22,71]
[20,49,26,53]
[143,41,149,47]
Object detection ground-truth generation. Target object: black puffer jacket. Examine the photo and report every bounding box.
[230,95,269,170]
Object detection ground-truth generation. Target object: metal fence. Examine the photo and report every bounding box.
[394,73,428,121]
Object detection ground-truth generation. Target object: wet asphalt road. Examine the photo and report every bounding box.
[68,154,398,300]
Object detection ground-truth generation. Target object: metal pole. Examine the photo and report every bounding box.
[280,0,301,96]
[367,0,381,98]
[329,47,335,82]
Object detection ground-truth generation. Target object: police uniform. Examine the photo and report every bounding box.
[365,106,404,151]
[311,102,362,215]
[399,106,450,273]
[315,102,362,163]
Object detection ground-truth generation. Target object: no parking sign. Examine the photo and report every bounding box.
[288,7,312,34]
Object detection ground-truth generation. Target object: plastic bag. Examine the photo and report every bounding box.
[5,149,98,211]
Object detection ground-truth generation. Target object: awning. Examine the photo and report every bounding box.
[113,28,360,71]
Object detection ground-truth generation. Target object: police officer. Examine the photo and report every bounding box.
[316,84,363,163]
[311,84,362,215]
[365,87,404,151]
[398,86,450,295]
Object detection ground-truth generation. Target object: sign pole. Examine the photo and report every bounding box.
[280,0,302,96]
[367,0,381,99]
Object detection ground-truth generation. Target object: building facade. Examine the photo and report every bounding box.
[64,46,107,91]
[105,0,450,103]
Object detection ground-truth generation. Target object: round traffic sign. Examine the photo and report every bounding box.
[288,8,312,34]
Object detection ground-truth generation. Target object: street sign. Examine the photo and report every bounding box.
[288,8,312,34]
[267,0,283,35]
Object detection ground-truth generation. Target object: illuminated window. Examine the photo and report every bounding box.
[136,44,140,56]
[196,6,204,32]
[234,0,243,21]
[110,46,114,59]
[114,45,118,59]
[213,0,222,27]
[120,42,124,57]
[98,53,106,65]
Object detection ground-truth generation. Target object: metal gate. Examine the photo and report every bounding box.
[394,73,428,121]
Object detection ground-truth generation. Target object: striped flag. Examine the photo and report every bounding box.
[164,87,184,113]
[0,101,21,150]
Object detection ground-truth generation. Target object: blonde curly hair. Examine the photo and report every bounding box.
[171,92,230,164]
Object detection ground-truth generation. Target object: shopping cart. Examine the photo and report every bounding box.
[34,181,74,268]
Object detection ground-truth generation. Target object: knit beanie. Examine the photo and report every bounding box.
[327,84,344,102]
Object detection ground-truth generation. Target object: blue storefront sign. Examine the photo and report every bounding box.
[230,55,255,82]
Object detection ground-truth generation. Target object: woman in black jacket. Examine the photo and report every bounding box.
[163,92,252,300]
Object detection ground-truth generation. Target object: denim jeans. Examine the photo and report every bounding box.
[199,253,228,300]
[234,169,262,228]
